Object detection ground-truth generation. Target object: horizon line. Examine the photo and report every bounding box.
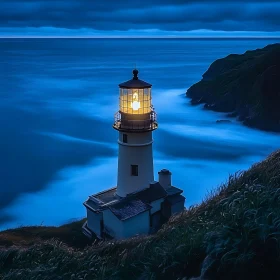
[1,35,280,39]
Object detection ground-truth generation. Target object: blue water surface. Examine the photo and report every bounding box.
[0,38,279,229]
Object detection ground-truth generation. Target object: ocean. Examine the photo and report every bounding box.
[0,38,279,230]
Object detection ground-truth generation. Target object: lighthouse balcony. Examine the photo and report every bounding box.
[113,111,158,132]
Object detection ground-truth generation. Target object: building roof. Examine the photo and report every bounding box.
[107,182,167,221]
[94,187,117,204]
[166,186,183,196]
[84,182,184,221]
[135,182,167,203]
[119,69,152,89]
[83,199,101,212]
[109,199,151,221]
[119,79,152,89]
[83,187,118,212]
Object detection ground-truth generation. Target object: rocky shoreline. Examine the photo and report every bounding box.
[186,43,280,132]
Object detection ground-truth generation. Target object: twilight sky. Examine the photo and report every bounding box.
[1,0,280,37]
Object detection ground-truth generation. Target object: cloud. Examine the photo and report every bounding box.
[0,1,280,36]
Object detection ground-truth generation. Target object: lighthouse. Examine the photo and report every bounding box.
[114,69,157,197]
[83,70,185,240]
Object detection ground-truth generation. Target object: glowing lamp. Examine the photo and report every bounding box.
[132,92,140,110]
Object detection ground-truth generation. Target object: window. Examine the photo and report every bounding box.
[119,87,151,114]
[131,165,138,176]
[123,134,128,143]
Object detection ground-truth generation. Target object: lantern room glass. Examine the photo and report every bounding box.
[119,88,151,114]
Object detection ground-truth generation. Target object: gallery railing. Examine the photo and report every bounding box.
[113,110,158,132]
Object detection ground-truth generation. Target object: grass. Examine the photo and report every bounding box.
[0,219,92,249]
[1,150,280,279]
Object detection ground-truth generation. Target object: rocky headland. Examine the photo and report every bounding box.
[187,43,280,132]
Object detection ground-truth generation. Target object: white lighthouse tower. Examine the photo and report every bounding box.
[114,69,157,197]
[83,69,185,240]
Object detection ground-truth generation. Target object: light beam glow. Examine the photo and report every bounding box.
[131,92,140,110]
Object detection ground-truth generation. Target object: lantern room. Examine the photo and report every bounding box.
[119,69,152,115]
[113,69,158,132]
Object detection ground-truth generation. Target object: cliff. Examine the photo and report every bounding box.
[1,150,280,279]
[186,43,280,132]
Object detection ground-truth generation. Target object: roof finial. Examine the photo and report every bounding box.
[133,68,139,80]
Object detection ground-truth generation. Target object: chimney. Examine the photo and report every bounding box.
[158,169,172,190]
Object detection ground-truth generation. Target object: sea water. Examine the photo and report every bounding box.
[0,38,279,229]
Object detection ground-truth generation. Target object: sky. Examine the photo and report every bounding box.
[0,0,280,37]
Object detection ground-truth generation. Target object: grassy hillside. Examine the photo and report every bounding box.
[186,43,280,132]
[0,219,92,249]
[1,151,280,279]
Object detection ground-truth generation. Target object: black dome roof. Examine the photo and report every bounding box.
[119,69,152,89]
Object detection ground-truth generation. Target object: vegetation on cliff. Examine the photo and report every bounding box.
[186,43,280,132]
[0,151,280,279]
[0,219,91,249]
